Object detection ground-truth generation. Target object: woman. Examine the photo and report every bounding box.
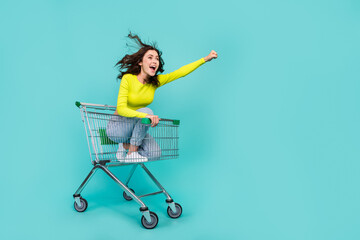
[106,34,217,163]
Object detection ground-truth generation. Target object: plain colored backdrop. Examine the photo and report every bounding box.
[1,0,360,239]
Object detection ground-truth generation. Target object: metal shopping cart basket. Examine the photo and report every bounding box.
[72,102,182,229]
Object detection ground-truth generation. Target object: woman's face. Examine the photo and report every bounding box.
[139,50,159,77]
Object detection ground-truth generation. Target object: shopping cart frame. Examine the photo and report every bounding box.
[72,102,182,229]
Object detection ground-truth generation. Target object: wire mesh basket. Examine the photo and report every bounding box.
[78,102,180,165]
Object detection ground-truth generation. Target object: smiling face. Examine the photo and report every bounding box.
[139,50,159,77]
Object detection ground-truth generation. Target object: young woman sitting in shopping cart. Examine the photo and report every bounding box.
[106,34,217,163]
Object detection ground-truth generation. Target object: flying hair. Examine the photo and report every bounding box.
[115,33,165,87]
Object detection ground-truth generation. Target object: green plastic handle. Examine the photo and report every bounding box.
[141,118,180,125]
[75,101,81,108]
[173,120,180,125]
[141,118,151,124]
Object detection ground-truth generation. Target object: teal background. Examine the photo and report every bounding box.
[1,0,360,239]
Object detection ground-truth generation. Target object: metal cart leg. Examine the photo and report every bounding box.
[140,164,177,212]
[96,165,152,222]
[73,165,99,196]
[73,166,99,209]
[97,165,146,207]
[72,163,153,222]
[125,164,138,186]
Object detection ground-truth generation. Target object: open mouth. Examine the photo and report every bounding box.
[150,66,156,71]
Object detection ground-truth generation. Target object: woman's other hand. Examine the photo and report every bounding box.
[145,114,160,127]
[204,50,218,62]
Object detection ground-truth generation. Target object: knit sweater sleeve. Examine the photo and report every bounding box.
[116,75,148,118]
[158,58,205,87]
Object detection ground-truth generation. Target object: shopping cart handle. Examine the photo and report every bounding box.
[141,118,180,125]
[75,101,179,125]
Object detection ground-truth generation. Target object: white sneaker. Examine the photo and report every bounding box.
[116,143,127,161]
[124,152,148,163]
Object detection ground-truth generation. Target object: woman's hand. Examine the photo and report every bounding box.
[145,114,160,127]
[204,50,218,62]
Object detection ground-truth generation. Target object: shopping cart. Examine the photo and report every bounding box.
[72,102,182,229]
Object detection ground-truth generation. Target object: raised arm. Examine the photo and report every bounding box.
[158,50,218,87]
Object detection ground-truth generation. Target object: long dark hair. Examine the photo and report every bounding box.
[115,33,165,87]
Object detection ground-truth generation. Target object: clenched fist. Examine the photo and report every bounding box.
[204,50,218,62]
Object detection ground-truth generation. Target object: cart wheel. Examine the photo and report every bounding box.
[167,203,182,218]
[141,211,158,229]
[123,188,135,201]
[74,198,88,212]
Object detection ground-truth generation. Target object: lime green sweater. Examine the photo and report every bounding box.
[117,58,205,118]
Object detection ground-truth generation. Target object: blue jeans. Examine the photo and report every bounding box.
[106,108,161,159]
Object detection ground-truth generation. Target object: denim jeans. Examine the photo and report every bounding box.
[106,107,161,159]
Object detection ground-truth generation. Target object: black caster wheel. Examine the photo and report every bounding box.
[123,188,135,201]
[74,197,88,212]
[141,211,159,229]
[167,203,182,218]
